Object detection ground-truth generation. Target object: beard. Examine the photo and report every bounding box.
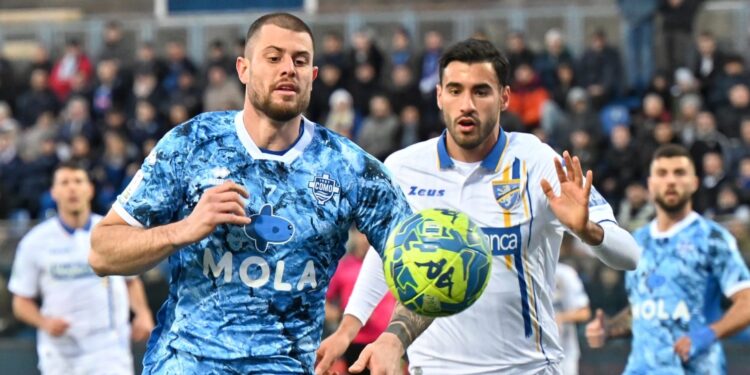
[249,86,309,123]
[443,111,499,150]
[654,193,692,214]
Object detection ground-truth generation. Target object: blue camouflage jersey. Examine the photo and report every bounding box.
[113,111,412,373]
[625,212,750,375]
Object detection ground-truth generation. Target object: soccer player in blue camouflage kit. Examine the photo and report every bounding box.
[586,144,750,374]
[89,13,412,374]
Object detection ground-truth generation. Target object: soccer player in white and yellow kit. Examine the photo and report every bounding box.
[8,162,154,375]
[315,39,640,375]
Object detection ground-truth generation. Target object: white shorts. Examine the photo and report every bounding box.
[38,343,134,375]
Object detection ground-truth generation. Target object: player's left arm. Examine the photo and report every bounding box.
[125,278,154,342]
[540,150,640,270]
[674,231,750,361]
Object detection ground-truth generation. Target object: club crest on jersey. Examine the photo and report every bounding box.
[492,179,521,210]
[243,204,295,252]
[308,173,340,205]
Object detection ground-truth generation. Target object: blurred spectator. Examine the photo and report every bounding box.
[162,40,197,93]
[356,95,399,160]
[318,32,348,78]
[599,125,641,202]
[309,64,344,123]
[728,119,750,171]
[15,69,60,128]
[18,137,58,218]
[57,97,98,157]
[692,31,725,96]
[348,63,381,117]
[708,54,750,110]
[534,29,574,91]
[670,67,700,102]
[617,0,658,93]
[385,64,421,115]
[577,30,623,109]
[22,43,53,86]
[716,83,750,140]
[324,89,357,139]
[645,70,673,112]
[49,39,93,102]
[205,40,235,77]
[695,151,728,213]
[550,88,602,152]
[416,30,444,126]
[505,31,536,78]
[101,108,128,135]
[170,70,202,117]
[91,59,128,120]
[98,20,131,67]
[0,120,23,218]
[349,29,384,83]
[706,184,750,222]
[134,42,167,82]
[551,62,576,109]
[689,111,730,176]
[617,183,655,232]
[128,68,166,116]
[507,63,550,130]
[736,157,750,204]
[69,135,95,171]
[387,27,416,75]
[673,93,702,146]
[19,112,57,162]
[127,100,164,150]
[640,122,679,172]
[0,51,16,113]
[203,64,243,112]
[92,131,136,210]
[634,93,670,141]
[167,103,190,129]
[659,0,705,76]
[397,105,420,148]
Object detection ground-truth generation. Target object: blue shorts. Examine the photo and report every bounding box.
[142,347,313,374]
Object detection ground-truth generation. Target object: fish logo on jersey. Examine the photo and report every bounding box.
[243,204,295,252]
[492,179,521,210]
[308,173,340,205]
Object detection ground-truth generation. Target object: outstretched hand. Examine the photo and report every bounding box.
[540,151,592,236]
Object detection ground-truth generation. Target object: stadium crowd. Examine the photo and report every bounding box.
[0,2,749,319]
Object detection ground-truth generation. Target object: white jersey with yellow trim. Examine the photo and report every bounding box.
[382,130,616,374]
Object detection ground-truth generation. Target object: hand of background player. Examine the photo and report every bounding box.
[173,181,251,246]
[674,326,717,362]
[42,317,70,337]
[349,333,403,375]
[131,311,155,342]
[585,309,607,348]
[541,151,592,236]
[314,331,350,375]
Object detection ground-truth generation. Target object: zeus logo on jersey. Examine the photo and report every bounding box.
[632,299,691,322]
[202,249,317,291]
[481,226,521,256]
[408,186,445,197]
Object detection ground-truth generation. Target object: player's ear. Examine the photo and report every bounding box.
[500,85,511,111]
[236,56,250,85]
[436,84,443,111]
[312,65,319,81]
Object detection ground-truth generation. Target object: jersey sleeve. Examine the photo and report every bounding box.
[351,157,413,256]
[710,229,750,297]
[112,127,188,228]
[8,237,40,298]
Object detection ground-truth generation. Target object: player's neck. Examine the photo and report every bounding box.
[655,207,693,232]
[242,106,302,151]
[58,209,91,230]
[446,127,499,163]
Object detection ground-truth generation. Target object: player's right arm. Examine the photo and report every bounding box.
[90,181,250,276]
[12,295,69,337]
[585,306,632,348]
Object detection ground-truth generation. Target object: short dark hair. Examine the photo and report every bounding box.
[245,13,314,51]
[54,161,91,180]
[652,144,694,164]
[438,38,510,88]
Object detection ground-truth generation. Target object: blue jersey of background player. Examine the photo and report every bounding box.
[586,144,750,375]
[89,13,412,374]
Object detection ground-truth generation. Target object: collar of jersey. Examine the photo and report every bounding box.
[649,211,700,239]
[57,215,93,235]
[436,128,507,171]
[234,110,314,163]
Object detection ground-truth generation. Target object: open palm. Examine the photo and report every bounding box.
[540,151,592,235]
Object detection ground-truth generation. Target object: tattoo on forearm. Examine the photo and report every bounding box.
[606,307,633,338]
[385,303,435,350]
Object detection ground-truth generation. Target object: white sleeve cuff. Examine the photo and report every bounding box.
[725,280,750,298]
[112,202,145,228]
[589,221,641,270]
[343,247,390,325]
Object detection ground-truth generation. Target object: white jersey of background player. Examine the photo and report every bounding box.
[315,39,640,375]
[554,263,591,375]
[8,163,153,375]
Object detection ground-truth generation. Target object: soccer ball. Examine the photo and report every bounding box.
[383,208,492,317]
